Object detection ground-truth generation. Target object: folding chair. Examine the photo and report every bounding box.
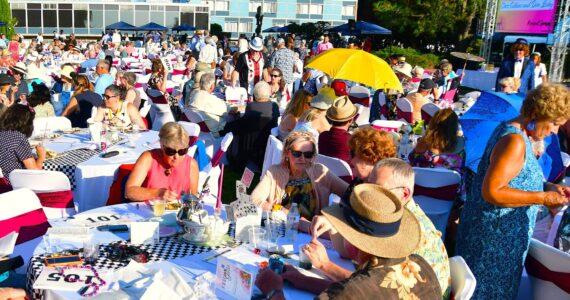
[421,102,441,125]
[316,154,353,183]
[450,256,476,300]
[145,88,175,131]
[412,167,461,239]
[396,97,413,124]
[9,170,76,219]
[0,188,49,272]
[525,238,570,299]
[32,117,72,137]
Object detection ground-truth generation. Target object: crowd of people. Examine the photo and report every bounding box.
[0,29,569,300]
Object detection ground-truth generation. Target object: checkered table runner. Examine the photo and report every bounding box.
[26,221,286,299]
[43,148,100,189]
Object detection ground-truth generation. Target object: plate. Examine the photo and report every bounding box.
[60,128,82,134]
[159,226,178,237]
[178,233,231,247]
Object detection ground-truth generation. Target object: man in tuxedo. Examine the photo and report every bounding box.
[495,38,535,93]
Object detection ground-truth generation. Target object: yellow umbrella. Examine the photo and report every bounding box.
[305,48,402,91]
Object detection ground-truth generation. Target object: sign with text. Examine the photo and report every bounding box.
[33,267,111,292]
[496,0,558,34]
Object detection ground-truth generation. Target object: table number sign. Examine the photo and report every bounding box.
[33,267,111,292]
[69,213,144,228]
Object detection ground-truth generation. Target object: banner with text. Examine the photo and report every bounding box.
[496,0,558,34]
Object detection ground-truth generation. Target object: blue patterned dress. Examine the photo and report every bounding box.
[456,122,543,299]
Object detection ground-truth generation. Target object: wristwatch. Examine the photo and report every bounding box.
[266,288,283,300]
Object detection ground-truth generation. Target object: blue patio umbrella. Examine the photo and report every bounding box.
[262,25,290,33]
[172,24,196,32]
[137,22,168,31]
[460,91,564,181]
[328,20,391,36]
[105,21,138,31]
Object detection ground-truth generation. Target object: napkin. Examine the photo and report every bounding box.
[114,260,159,299]
[140,269,195,300]
[0,232,18,256]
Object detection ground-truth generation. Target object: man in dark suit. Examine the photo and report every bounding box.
[495,38,535,93]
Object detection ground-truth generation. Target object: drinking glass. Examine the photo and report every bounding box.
[248,226,267,250]
[299,244,313,270]
[265,213,281,244]
[83,240,100,264]
[153,199,166,217]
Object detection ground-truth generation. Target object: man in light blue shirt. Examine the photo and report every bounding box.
[94,60,114,96]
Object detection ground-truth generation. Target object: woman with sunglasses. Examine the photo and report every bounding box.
[268,68,290,110]
[94,85,147,129]
[251,131,348,232]
[125,122,199,202]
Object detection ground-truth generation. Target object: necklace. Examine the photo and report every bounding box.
[58,265,106,297]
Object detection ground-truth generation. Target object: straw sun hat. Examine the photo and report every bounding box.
[326,96,357,123]
[322,183,421,258]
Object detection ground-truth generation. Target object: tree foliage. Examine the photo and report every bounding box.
[287,21,330,41]
[210,23,223,38]
[0,0,15,37]
[363,0,484,51]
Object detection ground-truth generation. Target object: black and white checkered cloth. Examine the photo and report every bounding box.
[43,148,100,189]
[26,221,286,300]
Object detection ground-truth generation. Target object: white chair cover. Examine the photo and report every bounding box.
[146,88,175,131]
[262,135,283,176]
[33,117,72,137]
[412,167,461,239]
[547,207,568,246]
[395,97,413,124]
[421,102,440,124]
[225,86,248,106]
[316,154,352,180]
[9,170,76,219]
[0,188,48,272]
[450,256,476,300]
[526,239,570,299]
[183,109,218,159]
[177,121,201,139]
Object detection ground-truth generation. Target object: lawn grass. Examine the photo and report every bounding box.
[220,165,261,204]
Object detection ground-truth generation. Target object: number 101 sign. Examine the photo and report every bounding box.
[69,213,144,228]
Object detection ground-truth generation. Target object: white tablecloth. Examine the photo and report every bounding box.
[458,69,498,91]
[43,130,160,212]
[29,203,354,300]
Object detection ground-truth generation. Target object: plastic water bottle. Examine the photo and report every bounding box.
[286,203,300,242]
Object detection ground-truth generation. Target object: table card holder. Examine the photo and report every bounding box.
[33,267,111,292]
[130,222,159,245]
[215,247,266,300]
[88,120,102,143]
[231,182,262,242]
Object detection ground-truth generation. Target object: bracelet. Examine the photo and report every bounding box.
[266,288,283,300]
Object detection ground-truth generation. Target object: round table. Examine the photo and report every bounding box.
[25,203,353,300]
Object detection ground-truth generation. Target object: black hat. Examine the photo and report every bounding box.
[419,78,435,91]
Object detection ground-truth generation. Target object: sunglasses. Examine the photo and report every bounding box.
[271,74,281,78]
[291,150,315,159]
[103,94,118,100]
[163,146,189,156]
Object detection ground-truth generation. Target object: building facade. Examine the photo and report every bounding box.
[10,0,357,38]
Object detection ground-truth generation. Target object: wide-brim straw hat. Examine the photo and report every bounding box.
[322,184,421,258]
[11,62,27,76]
[326,96,357,122]
[395,63,412,78]
[60,65,75,80]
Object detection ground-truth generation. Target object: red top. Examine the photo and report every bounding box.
[142,149,192,194]
[318,127,351,162]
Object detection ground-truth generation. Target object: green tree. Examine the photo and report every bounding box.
[0,0,15,37]
[361,0,484,51]
[209,23,223,38]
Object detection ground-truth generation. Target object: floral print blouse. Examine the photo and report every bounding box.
[317,255,442,300]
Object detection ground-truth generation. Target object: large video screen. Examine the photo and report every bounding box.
[496,0,558,34]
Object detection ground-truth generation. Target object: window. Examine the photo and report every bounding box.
[201,1,214,12]
[249,2,262,13]
[309,4,323,15]
[59,4,73,28]
[11,3,26,28]
[342,5,355,16]
[263,2,277,13]
[239,22,252,33]
[43,8,57,28]
[297,4,309,14]
[74,4,88,28]
[225,21,238,33]
[215,1,229,11]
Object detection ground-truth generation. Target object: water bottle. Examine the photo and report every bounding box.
[286,203,300,242]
